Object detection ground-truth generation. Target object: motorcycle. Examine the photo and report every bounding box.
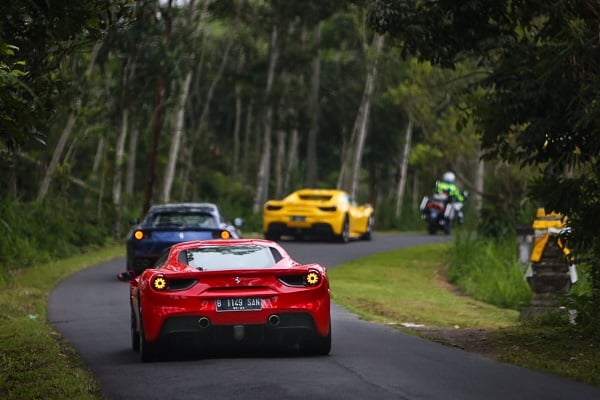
[419,192,457,235]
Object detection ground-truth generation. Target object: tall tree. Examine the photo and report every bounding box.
[347,33,384,200]
[161,0,202,204]
[305,22,322,187]
[253,23,279,213]
[368,0,600,328]
[37,41,103,201]
[395,118,413,217]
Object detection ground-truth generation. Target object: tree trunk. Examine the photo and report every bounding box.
[125,126,139,196]
[141,2,172,217]
[241,100,254,185]
[161,70,193,203]
[336,126,349,189]
[412,169,420,210]
[474,150,485,217]
[274,129,285,198]
[97,136,107,220]
[253,24,279,214]
[349,33,384,200]
[395,118,413,218]
[112,108,129,237]
[306,22,321,187]
[232,82,243,181]
[284,124,299,194]
[142,75,166,216]
[180,29,234,199]
[37,41,103,201]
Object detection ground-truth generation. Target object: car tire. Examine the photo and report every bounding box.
[336,217,350,243]
[264,231,280,241]
[302,324,331,356]
[131,310,140,352]
[361,216,374,241]
[139,315,159,362]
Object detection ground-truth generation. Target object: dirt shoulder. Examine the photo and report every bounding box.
[407,327,499,360]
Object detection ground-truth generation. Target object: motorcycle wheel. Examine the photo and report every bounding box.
[428,220,437,235]
[443,218,451,235]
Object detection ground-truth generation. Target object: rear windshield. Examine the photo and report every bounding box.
[298,194,332,201]
[150,212,217,228]
[180,245,283,270]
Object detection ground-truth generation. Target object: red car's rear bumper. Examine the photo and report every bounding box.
[139,289,331,343]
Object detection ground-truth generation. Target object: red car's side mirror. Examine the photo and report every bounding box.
[117,271,135,282]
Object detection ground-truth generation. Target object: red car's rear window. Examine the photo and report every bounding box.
[181,245,283,270]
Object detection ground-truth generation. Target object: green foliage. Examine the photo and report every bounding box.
[329,242,518,328]
[0,0,132,155]
[0,199,113,282]
[478,172,537,238]
[490,324,600,387]
[448,232,532,309]
[374,195,423,231]
[0,246,122,399]
[367,0,600,323]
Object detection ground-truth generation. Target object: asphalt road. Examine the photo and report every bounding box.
[48,233,600,400]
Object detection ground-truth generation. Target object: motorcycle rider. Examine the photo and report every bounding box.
[435,171,465,224]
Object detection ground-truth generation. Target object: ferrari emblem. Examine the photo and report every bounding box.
[234,277,241,284]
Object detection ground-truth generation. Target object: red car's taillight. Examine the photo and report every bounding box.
[151,274,167,291]
[150,274,197,291]
[278,270,323,287]
[305,270,321,286]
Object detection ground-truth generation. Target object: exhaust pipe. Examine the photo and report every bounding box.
[198,317,210,328]
[268,314,280,327]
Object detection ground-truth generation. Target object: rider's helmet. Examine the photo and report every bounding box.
[442,171,456,184]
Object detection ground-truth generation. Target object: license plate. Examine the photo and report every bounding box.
[291,216,305,222]
[216,298,261,312]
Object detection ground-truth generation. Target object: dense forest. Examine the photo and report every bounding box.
[1,1,599,326]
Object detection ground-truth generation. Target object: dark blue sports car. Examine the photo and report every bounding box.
[126,203,242,274]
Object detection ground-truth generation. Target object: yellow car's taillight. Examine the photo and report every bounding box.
[318,206,337,212]
[265,204,283,211]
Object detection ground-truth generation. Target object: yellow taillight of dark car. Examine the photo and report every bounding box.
[134,230,145,240]
[219,230,231,239]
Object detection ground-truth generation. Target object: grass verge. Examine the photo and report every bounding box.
[328,242,600,387]
[1,241,598,398]
[0,246,124,400]
[329,243,519,329]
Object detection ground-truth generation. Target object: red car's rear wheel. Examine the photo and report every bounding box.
[139,315,160,362]
[302,323,331,355]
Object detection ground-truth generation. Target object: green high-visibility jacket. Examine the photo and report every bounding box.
[436,182,464,202]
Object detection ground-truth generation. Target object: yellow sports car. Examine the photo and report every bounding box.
[263,189,374,243]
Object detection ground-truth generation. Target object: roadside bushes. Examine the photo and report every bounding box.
[0,198,113,285]
[447,232,532,309]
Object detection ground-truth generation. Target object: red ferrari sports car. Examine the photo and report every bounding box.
[118,239,331,362]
